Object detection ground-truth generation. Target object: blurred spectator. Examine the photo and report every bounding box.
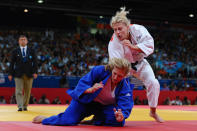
[52,96,61,104]
[163,97,171,105]
[171,96,182,105]
[10,94,16,104]
[182,96,191,105]
[194,97,197,105]
[38,94,50,104]
[134,96,141,105]
[65,100,70,104]
[142,99,148,105]
[0,96,6,104]
[29,94,37,104]
[182,82,190,91]
[169,81,177,91]
[162,83,170,91]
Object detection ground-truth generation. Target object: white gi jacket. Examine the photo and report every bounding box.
[108,24,160,108]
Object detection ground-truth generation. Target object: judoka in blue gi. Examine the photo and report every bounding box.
[33,58,134,127]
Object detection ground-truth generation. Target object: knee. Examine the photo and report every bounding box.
[152,79,160,89]
[145,79,160,89]
[16,92,22,95]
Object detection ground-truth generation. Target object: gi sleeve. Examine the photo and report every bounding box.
[67,65,107,103]
[115,78,134,119]
[134,25,154,57]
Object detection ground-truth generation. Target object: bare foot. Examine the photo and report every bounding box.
[32,115,47,124]
[149,112,165,123]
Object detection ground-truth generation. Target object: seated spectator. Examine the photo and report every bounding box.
[162,83,170,91]
[65,100,70,104]
[29,94,37,104]
[171,96,182,105]
[0,96,6,104]
[194,97,197,105]
[142,99,148,105]
[182,96,191,105]
[169,81,178,91]
[134,96,141,105]
[163,97,171,105]
[10,94,16,104]
[52,96,61,104]
[38,94,50,104]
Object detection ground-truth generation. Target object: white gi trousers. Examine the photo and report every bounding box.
[131,59,160,107]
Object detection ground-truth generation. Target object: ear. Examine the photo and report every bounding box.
[127,25,130,30]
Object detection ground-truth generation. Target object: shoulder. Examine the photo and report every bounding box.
[130,24,151,37]
[130,24,147,31]
[116,78,132,95]
[130,24,145,28]
[91,65,110,76]
[11,47,19,53]
[92,65,105,72]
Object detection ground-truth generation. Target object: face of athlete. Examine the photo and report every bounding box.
[112,67,126,86]
[112,22,129,41]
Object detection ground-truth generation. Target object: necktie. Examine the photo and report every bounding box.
[22,48,27,62]
[22,48,25,57]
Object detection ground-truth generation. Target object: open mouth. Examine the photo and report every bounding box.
[118,35,122,40]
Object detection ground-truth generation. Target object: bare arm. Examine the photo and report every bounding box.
[84,82,103,94]
[122,40,143,53]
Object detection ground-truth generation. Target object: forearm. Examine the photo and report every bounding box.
[130,44,143,53]
[83,88,93,94]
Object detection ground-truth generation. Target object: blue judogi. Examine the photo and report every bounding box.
[42,65,134,126]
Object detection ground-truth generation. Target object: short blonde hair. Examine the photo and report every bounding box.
[110,7,130,28]
[105,58,131,75]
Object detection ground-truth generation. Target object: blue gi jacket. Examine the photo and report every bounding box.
[67,65,134,119]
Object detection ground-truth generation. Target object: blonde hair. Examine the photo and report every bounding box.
[110,7,130,28]
[105,58,131,75]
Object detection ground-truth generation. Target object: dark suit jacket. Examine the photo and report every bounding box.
[9,47,38,78]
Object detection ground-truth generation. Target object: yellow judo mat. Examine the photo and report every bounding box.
[0,104,197,121]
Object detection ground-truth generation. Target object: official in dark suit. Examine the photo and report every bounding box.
[8,35,38,111]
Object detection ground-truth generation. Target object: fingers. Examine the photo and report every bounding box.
[122,40,131,45]
[122,40,135,49]
[85,82,104,94]
[114,108,124,122]
[92,82,104,92]
[114,108,122,113]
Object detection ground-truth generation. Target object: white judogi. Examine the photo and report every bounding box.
[108,24,160,107]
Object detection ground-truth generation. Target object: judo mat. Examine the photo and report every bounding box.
[0,104,197,131]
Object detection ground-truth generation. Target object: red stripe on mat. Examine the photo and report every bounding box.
[0,121,197,131]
